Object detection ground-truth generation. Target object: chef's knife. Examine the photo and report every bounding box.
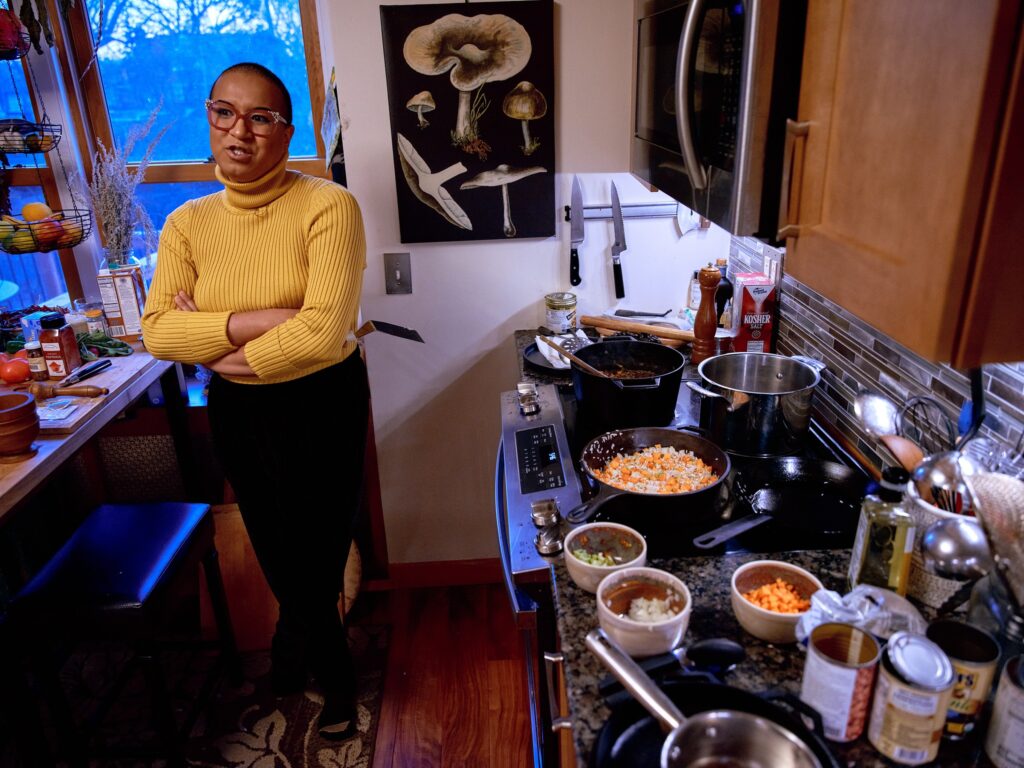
[569,175,584,286]
[355,320,425,343]
[59,358,112,386]
[610,182,626,299]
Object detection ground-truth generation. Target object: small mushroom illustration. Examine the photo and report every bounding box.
[406,91,435,128]
[460,164,545,238]
[396,133,472,230]
[404,14,531,152]
[502,81,547,156]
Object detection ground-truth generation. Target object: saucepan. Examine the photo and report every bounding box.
[587,629,822,768]
[565,427,730,525]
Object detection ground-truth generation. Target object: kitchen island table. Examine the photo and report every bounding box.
[553,549,984,768]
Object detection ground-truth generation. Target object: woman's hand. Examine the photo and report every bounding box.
[175,291,199,312]
[205,347,255,376]
[227,308,300,346]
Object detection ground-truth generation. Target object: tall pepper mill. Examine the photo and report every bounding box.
[691,262,722,365]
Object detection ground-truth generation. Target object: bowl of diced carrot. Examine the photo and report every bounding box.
[730,560,823,644]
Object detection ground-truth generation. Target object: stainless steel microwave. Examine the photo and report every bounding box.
[631,0,806,239]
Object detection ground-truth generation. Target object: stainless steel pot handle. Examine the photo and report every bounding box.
[791,355,827,373]
[687,380,728,401]
[586,628,684,731]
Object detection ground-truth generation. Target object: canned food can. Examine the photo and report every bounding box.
[799,622,881,742]
[867,632,954,765]
[544,292,577,334]
[925,619,999,739]
[986,655,1024,768]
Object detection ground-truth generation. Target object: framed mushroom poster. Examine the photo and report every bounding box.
[380,0,554,243]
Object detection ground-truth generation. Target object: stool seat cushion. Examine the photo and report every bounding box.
[13,503,211,615]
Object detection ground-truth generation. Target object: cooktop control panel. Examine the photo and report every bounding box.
[515,425,567,494]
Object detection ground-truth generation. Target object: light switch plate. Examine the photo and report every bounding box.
[384,252,412,294]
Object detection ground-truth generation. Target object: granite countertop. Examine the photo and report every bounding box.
[553,549,984,768]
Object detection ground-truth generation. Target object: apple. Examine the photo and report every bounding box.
[30,218,64,248]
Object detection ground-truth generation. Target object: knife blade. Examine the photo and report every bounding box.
[59,358,112,386]
[610,182,626,299]
[569,175,584,286]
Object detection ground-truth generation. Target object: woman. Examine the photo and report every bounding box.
[141,62,368,741]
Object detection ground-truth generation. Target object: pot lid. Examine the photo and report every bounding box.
[887,632,954,690]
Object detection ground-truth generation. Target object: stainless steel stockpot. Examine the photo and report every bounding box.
[687,352,826,457]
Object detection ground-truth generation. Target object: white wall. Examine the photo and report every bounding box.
[323,0,729,563]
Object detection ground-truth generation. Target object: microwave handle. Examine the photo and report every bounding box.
[675,0,707,191]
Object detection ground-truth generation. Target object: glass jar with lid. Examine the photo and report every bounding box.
[543,292,577,334]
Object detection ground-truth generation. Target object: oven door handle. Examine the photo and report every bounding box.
[675,0,708,191]
[495,440,539,624]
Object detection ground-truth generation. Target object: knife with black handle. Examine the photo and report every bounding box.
[610,182,626,299]
[569,175,584,286]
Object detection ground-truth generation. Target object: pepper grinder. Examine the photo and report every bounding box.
[691,263,722,365]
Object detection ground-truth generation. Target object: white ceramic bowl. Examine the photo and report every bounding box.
[563,522,647,593]
[596,566,692,657]
[730,560,823,644]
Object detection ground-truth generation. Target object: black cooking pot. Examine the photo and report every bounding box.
[572,341,686,435]
[566,427,730,526]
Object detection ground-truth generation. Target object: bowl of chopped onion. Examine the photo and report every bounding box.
[564,522,647,593]
[730,560,823,644]
[596,566,691,657]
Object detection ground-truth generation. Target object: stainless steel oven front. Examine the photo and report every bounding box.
[632,0,806,238]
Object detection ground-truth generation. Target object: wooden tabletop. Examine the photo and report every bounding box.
[0,350,173,522]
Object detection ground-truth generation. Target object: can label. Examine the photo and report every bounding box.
[868,656,952,765]
[986,656,1024,768]
[800,623,880,742]
[544,306,576,333]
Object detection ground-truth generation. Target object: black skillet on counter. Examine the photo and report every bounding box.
[692,457,868,550]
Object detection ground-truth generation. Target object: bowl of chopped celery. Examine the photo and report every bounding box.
[564,522,647,593]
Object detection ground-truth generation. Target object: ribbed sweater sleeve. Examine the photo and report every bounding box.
[140,208,235,364]
[244,185,366,379]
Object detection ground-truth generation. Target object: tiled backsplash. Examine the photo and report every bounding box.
[730,237,1024,471]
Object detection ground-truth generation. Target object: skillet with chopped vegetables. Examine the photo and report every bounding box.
[591,444,719,495]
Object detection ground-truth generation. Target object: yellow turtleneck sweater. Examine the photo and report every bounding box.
[140,156,366,384]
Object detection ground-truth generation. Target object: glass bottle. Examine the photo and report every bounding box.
[847,467,916,595]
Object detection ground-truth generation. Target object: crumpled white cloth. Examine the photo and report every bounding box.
[535,330,590,369]
[795,584,926,646]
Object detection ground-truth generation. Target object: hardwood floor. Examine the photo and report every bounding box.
[207,505,533,767]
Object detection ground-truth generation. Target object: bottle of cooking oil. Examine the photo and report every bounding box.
[847,467,916,596]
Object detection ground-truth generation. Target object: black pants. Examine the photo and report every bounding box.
[207,352,370,699]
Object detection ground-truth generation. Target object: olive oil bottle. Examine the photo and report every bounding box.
[848,467,916,596]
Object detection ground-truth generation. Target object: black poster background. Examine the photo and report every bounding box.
[380,1,555,244]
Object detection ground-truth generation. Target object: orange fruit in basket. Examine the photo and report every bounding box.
[21,201,52,222]
[59,218,84,245]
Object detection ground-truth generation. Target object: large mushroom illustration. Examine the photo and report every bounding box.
[406,91,435,128]
[460,164,545,238]
[396,133,472,230]
[404,14,531,158]
[502,82,547,156]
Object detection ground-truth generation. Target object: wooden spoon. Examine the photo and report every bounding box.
[538,335,608,378]
[880,434,925,473]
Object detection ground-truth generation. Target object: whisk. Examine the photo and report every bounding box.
[897,395,957,455]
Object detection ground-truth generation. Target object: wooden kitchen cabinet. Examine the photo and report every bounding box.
[781,0,1024,366]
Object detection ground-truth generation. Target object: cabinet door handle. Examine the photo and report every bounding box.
[543,651,574,733]
[776,120,811,240]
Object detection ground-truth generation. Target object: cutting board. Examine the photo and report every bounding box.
[2,353,155,435]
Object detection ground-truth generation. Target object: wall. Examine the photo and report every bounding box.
[732,237,1024,475]
[320,0,730,563]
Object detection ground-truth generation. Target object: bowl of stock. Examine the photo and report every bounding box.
[731,560,823,644]
[596,566,692,657]
[563,522,647,593]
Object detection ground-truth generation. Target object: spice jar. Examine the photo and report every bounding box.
[543,292,577,334]
[39,312,82,380]
[23,341,48,382]
[75,299,107,335]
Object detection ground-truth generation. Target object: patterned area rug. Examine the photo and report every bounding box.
[54,625,388,768]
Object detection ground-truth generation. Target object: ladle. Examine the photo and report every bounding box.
[853,391,899,437]
[920,516,994,581]
[538,335,608,378]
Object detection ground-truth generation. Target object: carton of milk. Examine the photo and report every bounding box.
[731,272,776,353]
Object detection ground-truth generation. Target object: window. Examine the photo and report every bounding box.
[1,0,327,304]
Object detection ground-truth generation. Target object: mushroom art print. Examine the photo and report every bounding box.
[380,1,554,243]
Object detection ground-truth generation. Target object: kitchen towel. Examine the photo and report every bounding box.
[535,330,590,369]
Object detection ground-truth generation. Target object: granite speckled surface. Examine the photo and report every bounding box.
[553,550,985,768]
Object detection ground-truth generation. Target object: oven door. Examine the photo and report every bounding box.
[632,0,800,238]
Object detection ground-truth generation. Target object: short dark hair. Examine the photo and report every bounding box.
[210,63,293,125]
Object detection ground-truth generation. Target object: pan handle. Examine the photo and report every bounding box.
[586,628,685,732]
[565,485,623,524]
[791,355,827,373]
[616,377,663,391]
[692,513,772,549]
[686,380,728,401]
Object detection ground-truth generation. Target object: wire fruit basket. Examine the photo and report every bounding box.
[0,29,29,61]
[0,209,93,254]
[0,119,61,153]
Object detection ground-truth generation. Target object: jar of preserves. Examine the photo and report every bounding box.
[543,292,577,334]
[39,312,82,380]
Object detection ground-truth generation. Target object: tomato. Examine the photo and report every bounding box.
[0,353,8,364]
[13,349,27,360]
[0,358,30,384]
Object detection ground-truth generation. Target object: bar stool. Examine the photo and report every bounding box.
[6,502,241,767]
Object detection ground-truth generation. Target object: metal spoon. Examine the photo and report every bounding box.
[912,451,980,514]
[854,391,899,437]
[920,517,994,581]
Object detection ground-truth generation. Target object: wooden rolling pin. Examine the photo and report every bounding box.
[27,382,109,400]
[579,315,695,342]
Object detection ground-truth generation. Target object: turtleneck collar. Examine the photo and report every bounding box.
[216,154,295,210]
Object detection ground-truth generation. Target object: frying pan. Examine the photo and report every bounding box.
[587,629,822,768]
[565,427,731,525]
[693,457,867,549]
